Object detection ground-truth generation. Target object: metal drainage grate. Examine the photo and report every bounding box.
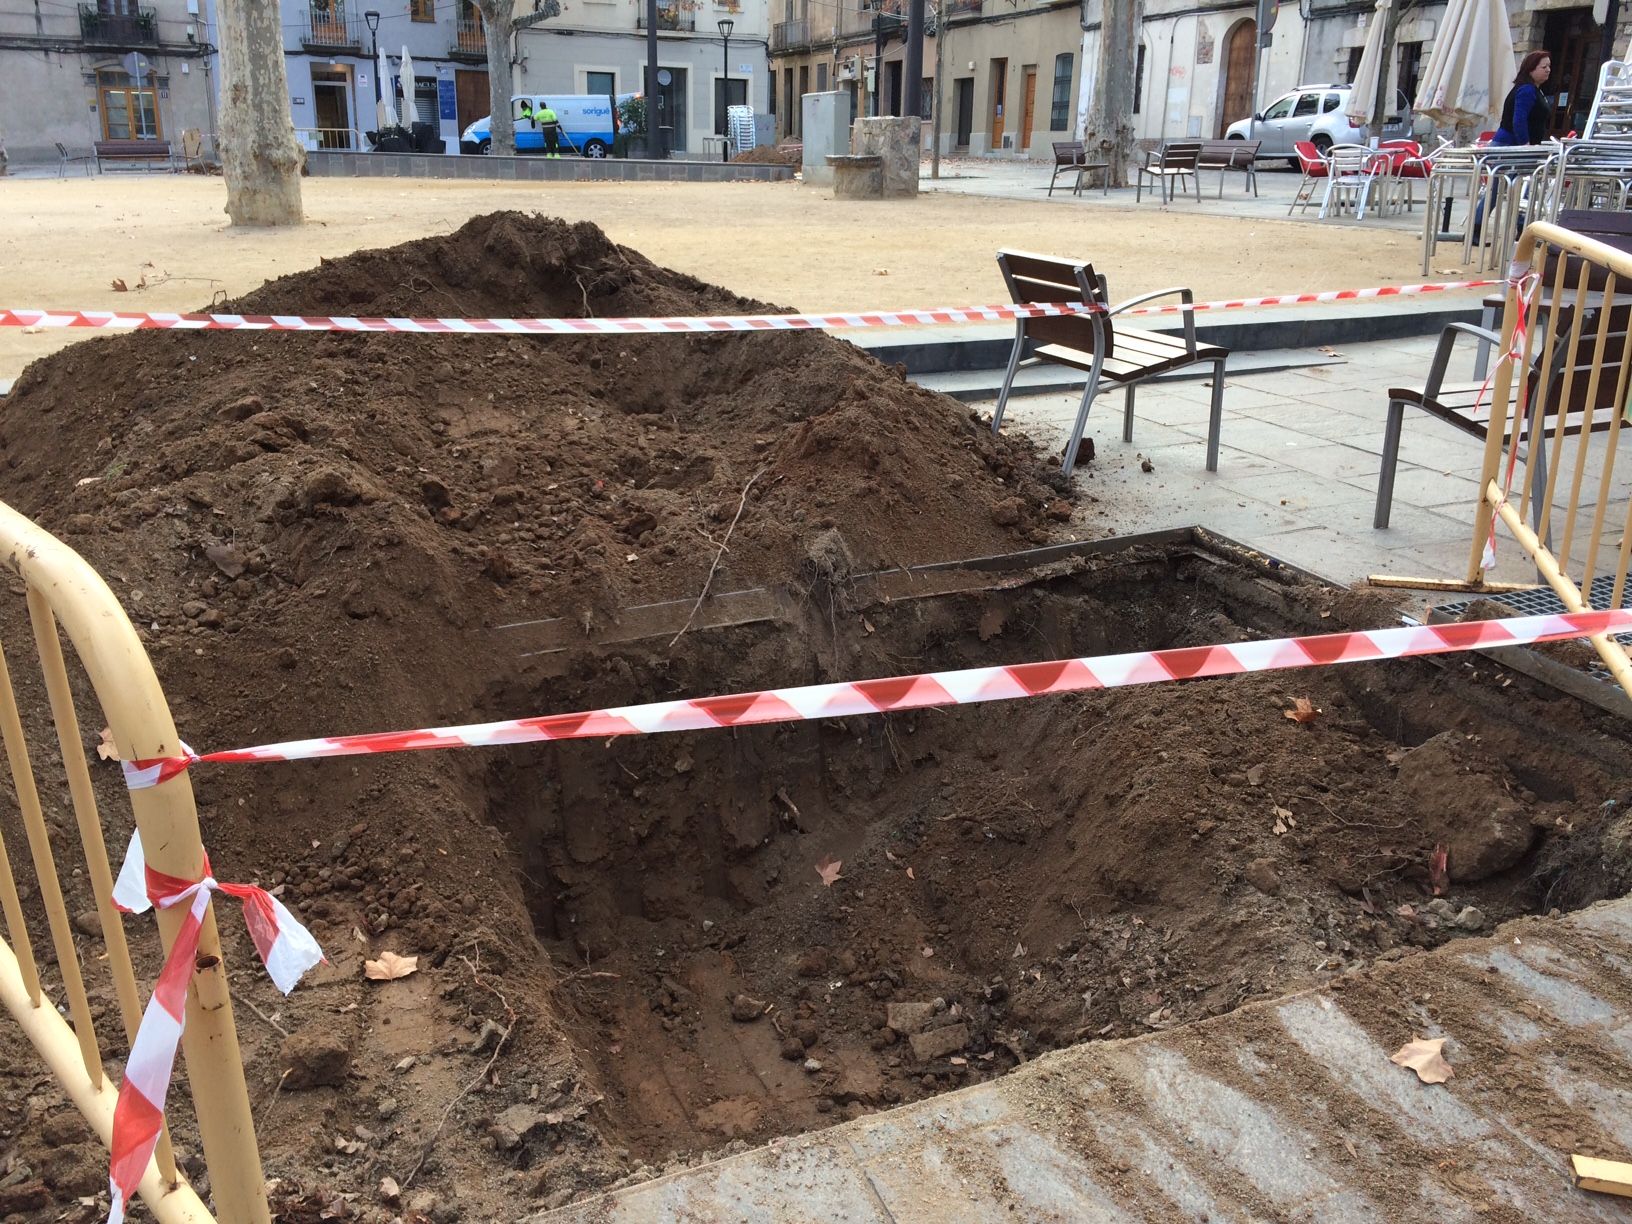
[1435,575,1632,684]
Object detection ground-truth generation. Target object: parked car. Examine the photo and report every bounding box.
[459,92,639,157]
[1225,85,1428,163]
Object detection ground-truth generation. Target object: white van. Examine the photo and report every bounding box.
[459,93,638,157]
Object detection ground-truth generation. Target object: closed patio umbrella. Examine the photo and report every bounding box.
[377,44,398,130]
[1344,0,1390,131]
[1414,0,1515,128]
[399,47,417,130]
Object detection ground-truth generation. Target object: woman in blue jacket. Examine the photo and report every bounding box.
[1471,50,1552,240]
[1493,51,1553,145]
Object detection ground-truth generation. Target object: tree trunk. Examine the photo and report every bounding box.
[477,0,516,154]
[216,0,303,225]
[1084,0,1139,186]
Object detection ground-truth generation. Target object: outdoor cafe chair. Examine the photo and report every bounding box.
[1289,141,1330,216]
[1319,144,1386,220]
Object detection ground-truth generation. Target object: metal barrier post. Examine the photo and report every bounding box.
[0,500,270,1224]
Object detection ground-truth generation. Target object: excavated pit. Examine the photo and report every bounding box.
[474,538,1632,1166]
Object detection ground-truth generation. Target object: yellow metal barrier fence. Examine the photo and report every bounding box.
[1467,221,1632,704]
[0,500,268,1222]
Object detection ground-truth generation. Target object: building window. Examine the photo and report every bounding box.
[817,63,828,90]
[98,69,160,140]
[1398,41,1422,105]
[1346,46,1363,84]
[410,0,433,21]
[1049,52,1072,130]
[587,70,615,97]
[769,71,777,115]
[1132,44,1145,114]
[921,75,931,120]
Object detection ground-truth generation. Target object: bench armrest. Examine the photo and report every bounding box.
[1108,286,1192,315]
[1424,321,1503,400]
[1110,287,1196,352]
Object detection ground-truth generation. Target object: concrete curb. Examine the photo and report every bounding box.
[852,300,1483,375]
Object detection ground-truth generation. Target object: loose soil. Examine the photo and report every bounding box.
[0,216,1628,1224]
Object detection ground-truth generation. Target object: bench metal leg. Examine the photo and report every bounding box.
[1472,299,1497,382]
[1123,384,1136,443]
[1206,358,1225,472]
[991,329,1027,436]
[1060,373,1102,473]
[1374,398,1406,529]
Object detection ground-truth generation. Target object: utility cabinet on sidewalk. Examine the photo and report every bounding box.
[801,91,853,186]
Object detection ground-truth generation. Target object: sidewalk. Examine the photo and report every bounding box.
[921,154,1444,239]
[981,333,1560,591]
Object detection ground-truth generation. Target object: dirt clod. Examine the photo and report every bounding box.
[279,1026,351,1089]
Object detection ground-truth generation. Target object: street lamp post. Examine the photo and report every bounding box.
[364,9,382,122]
[718,17,734,162]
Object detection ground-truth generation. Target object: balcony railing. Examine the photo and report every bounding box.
[298,5,362,50]
[771,17,808,49]
[78,5,157,47]
[944,0,980,11]
[450,14,486,58]
[635,6,695,30]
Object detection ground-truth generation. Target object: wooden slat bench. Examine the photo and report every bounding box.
[1374,295,1632,529]
[990,249,1229,473]
[1196,138,1260,197]
[1047,141,1109,198]
[94,140,173,172]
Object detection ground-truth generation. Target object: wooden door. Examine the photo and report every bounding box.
[1543,8,1599,136]
[1219,20,1256,137]
[990,58,1007,149]
[1020,66,1037,150]
[455,69,488,130]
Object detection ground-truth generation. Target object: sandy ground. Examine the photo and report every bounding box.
[0,174,1429,381]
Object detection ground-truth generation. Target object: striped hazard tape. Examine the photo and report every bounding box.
[2,279,1499,337]
[120,607,1632,792]
[107,832,323,1224]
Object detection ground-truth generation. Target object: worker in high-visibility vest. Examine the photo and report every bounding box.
[538,102,562,158]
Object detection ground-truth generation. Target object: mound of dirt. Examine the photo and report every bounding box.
[731,144,802,166]
[0,213,1072,1217]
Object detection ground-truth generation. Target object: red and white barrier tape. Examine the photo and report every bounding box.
[120,608,1632,792]
[1,280,1499,337]
[106,832,323,1224]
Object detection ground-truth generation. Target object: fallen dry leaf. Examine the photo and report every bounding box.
[814,856,843,888]
[379,1176,401,1204]
[921,945,935,958]
[95,727,120,762]
[1390,1036,1454,1084]
[363,950,418,981]
[1284,697,1320,724]
[905,866,915,880]
[1429,843,1450,896]
[111,278,128,292]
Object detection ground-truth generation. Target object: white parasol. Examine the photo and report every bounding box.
[399,46,417,129]
[377,43,398,129]
[1414,0,1516,128]
[1344,0,1390,131]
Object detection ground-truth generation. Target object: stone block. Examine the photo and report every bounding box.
[886,1002,937,1034]
[909,1022,968,1062]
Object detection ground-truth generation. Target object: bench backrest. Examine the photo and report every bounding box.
[1052,141,1083,167]
[1533,299,1632,420]
[1156,141,1201,170]
[997,248,1112,358]
[1197,139,1259,167]
[96,140,169,154]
